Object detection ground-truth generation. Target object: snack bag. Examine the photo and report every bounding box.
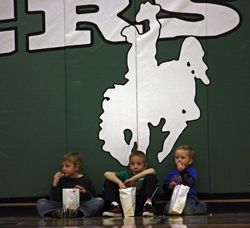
[168,184,190,215]
[119,187,136,217]
[62,188,80,210]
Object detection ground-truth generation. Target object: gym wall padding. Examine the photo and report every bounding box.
[0,0,249,198]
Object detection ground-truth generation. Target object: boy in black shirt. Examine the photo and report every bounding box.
[36,152,104,218]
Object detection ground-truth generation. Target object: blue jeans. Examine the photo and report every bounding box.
[36,197,104,217]
[164,195,207,215]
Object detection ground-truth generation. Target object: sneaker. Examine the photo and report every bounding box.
[103,204,122,217]
[51,209,66,218]
[66,209,78,218]
[142,203,154,217]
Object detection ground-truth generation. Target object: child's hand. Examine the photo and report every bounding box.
[177,162,186,171]
[53,171,64,186]
[118,182,127,189]
[74,185,86,194]
[169,181,177,190]
[124,178,135,187]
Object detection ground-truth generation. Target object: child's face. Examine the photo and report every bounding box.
[61,160,79,177]
[129,155,146,175]
[175,149,193,168]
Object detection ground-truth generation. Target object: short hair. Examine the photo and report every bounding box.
[129,150,147,164]
[63,151,82,166]
[176,145,194,159]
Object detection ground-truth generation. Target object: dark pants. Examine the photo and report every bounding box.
[103,174,158,214]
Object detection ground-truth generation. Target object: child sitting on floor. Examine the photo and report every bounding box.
[36,151,104,218]
[102,150,158,217]
[163,145,207,215]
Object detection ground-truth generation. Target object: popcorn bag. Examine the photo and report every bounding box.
[119,187,136,217]
[168,184,190,215]
[62,188,80,210]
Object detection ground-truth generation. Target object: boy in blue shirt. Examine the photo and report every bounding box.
[103,151,158,217]
[163,145,207,215]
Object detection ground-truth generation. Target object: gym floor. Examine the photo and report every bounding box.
[1,199,250,227]
[1,213,250,227]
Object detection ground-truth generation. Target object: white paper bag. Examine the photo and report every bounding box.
[168,184,190,215]
[119,187,136,217]
[62,188,80,210]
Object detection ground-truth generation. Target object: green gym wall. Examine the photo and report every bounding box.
[0,0,249,198]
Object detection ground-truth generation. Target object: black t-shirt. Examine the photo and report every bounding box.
[51,175,96,202]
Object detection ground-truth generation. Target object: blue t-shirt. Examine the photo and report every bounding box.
[163,166,198,196]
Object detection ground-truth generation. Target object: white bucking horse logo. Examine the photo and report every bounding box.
[99,1,238,165]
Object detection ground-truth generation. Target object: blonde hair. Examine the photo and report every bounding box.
[63,151,82,166]
[176,145,194,159]
[129,151,147,164]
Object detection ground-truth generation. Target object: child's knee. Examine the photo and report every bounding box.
[36,198,49,207]
[95,197,105,208]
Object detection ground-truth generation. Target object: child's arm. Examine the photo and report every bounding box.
[133,168,156,180]
[180,167,197,187]
[75,177,97,200]
[124,168,156,186]
[182,173,195,186]
[52,171,64,187]
[74,185,86,194]
[163,170,178,192]
[104,171,126,189]
[51,172,64,201]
